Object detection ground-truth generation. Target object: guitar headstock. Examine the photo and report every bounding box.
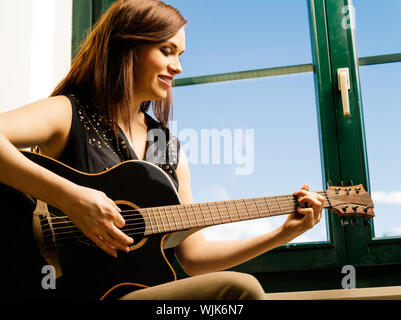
[326,184,375,219]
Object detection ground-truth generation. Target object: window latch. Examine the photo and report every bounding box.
[337,67,351,118]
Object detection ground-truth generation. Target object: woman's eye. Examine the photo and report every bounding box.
[161,48,171,56]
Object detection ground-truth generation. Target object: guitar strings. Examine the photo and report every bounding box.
[47,201,322,248]
[46,191,329,225]
[41,192,329,233]
[47,204,296,246]
[43,193,325,230]
[41,192,332,246]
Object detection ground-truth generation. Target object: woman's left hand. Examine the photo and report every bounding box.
[281,183,325,239]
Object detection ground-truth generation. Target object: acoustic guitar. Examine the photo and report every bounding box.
[1,151,374,300]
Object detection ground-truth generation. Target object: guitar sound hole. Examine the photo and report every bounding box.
[116,202,146,249]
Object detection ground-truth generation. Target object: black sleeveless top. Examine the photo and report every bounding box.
[53,94,180,298]
[58,93,180,191]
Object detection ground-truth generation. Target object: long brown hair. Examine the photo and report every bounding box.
[51,0,187,134]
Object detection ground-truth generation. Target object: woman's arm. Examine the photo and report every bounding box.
[174,151,324,276]
[0,97,133,257]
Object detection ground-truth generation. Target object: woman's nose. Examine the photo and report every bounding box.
[168,61,182,75]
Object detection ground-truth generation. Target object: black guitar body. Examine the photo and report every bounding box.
[1,151,181,300]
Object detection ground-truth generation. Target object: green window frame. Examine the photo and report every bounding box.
[72,0,116,59]
[72,0,401,292]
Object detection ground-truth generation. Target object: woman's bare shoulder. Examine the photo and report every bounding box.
[0,95,73,152]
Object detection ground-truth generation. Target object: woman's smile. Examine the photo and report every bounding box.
[157,74,173,88]
[135,27,185,102]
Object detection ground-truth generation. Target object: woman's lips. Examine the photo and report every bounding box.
[158,75,172,88]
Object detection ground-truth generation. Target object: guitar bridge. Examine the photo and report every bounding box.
[38,213,56,250]
[32,200,62,278]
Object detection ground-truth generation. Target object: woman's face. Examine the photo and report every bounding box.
[135,27,185,102]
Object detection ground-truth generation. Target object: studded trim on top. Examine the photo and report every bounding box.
[68,93,180,180]
[70,93,126,163]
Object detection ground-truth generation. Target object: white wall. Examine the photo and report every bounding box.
[0,0,72,112]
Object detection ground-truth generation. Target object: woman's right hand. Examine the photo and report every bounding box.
[0,97,132,257]
[59,184,134,257]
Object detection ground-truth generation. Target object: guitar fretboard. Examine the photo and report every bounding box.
[139,192,330,236]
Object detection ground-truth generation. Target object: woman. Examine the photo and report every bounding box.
[0,0,324,300]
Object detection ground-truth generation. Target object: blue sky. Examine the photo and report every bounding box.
[163,0,401,241]
[353,0,401,238]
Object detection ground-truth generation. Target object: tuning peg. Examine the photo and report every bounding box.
[346,180,354,186]
[341,217,349,227]
[363,218,370,226]
[351,216,358,226]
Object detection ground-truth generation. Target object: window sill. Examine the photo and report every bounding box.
[265,286,401,300]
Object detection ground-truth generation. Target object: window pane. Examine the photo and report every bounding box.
[172,73,327,243]
[359,63,401,238]
[166,0,326,243]
[353,0,401,57]
[164,0,312,77]
[353,0,401,238]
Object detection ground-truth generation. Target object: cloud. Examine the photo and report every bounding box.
[375,227,401,238]
[392,227,401,236]
[372,191,401,204]
[288,234,315,244]
[202,218,274,241]
[195,185,231,203]
[202,218,324,243]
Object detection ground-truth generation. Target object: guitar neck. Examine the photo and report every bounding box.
[140,191,330,236]
[46,184,374,248]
